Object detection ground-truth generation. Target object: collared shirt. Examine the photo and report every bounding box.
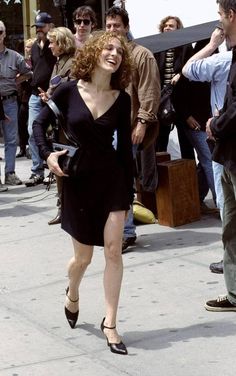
[127,41,161,148]
[0,47,31,96]
[209,48,236,172]
[183,50,232,114]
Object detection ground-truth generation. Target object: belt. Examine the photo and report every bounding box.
[1,92,17,101]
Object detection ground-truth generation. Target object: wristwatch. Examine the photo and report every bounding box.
[137,117,147,124]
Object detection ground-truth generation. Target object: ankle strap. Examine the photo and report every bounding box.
[66,288,79,303]
[103,322,116,330]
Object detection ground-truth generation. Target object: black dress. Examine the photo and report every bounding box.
[33,81,134,246]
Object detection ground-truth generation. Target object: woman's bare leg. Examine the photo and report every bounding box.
[103,211,125,343]
[65,238,93,313]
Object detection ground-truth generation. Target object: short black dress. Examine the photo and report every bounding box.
[33,81,134,246]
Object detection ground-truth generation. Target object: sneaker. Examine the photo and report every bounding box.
[25,174,44,187]
[205,295,236,312]
[122,236,137,253]
[209,260,223,274]
[5,172,22,185]
[0,180,8,192]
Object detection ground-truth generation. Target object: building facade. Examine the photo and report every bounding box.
[0,0,114,53]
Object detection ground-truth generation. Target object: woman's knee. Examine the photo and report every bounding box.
[104,241,122,262]
[75,254,92,270]
[72,238,93,269]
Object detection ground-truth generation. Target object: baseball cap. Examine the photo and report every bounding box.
[31,12,52,28]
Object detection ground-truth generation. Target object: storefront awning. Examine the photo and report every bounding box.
[135,20,219,53]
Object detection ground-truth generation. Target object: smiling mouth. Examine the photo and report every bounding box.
[107,59,116,65]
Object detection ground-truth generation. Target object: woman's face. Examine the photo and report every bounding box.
[25,43,33,58]
[49,38,62,57]
[97,38,123,74]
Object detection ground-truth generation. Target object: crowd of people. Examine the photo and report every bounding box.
[1,0,236,354]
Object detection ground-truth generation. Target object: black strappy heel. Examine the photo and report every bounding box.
[101,317,128,355]
[64,287,79,329]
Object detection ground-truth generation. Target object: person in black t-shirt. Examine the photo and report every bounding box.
[25,12,56,187]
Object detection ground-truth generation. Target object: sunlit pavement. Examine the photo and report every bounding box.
[0,149,233,376]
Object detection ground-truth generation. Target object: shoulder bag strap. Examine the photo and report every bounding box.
[46,99,79,147]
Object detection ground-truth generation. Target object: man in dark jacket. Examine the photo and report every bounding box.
[205,0,236,312]
[154,15,194,159]
[105,6,160,252]
[25,12,56,187]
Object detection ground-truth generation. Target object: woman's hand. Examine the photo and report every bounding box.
[46,149,69,177]
[38,87,49,102]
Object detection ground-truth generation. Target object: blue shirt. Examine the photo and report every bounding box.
[183,50,232,115]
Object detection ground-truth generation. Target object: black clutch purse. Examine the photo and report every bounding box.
[47,99,82,177]
[52,142,81,176]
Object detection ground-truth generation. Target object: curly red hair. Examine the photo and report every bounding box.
[71,31,133,90]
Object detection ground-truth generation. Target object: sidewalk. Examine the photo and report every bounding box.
[0,154,235,376]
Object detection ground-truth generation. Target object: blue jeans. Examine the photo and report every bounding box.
[222,168,236,304]
[0,97,18,174]
[212,161,224,219]
[123,144,138,239]
[28,94,44,176]
[197,162,209,202]
[184,129,216,203]
[113,132,137,239]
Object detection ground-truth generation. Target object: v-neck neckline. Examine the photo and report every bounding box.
[77,86,121,122]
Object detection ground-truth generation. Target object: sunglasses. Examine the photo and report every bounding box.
[74,18,91,26]
[0,30,4,35]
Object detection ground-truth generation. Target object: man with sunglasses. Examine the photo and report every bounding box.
[25,12,56,187]
[0,20,32,186]
[73,6,96,48]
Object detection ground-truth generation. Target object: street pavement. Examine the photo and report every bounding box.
[0,151,235,376]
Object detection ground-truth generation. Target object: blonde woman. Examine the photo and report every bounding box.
[39,27,76,101]
[38,27,76,225]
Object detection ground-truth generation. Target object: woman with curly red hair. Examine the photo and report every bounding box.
[33,31,133,355]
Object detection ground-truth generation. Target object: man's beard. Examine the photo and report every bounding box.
[36,31,47,42]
